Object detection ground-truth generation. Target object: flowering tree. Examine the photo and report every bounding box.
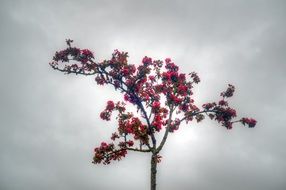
[49,39,257,190]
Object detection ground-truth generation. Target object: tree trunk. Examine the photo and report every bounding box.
[151,153,157,190]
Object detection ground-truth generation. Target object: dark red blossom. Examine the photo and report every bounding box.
[221,84,235,98]
[178,73,186,81]
[95,76,106,85]
[154,154,162,163]
[106,101,115,111]
[225,122,233,130]
[152,101,161,113]
[165,61,179,72]
[111,49,128,65]
[142,56,152,66]
[111,132,120,141]
[168,118,181,132]
[168,93,182,105]
[195,114,205,123]
[81,49,94,58]
[218,100,228,106]
[165,58,171,63]
[190,72,200,83]
[115,101,126,113]
[177,84,188,96]
[122,65,136,76]
[100,111,111,121]
[241,118,257,128]
[149,75,156,81]
[179,104,189,112]
[202,102,216,110]
[124,93,137,104]
[126,140,134,147]
[93,141,127,165]
[152,115,163,132]
[215,107,237,122]
[53,49,69,62]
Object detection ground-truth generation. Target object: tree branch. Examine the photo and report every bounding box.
[156,105,174,153]
[102,146,151,163]
[136,100,157,148]
[126,147,152,152]
[179,110,219,123]
[50,65,96,75]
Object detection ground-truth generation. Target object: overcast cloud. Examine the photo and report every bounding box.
[0,0,286,190]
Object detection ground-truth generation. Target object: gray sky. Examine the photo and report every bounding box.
[0,0,286,189]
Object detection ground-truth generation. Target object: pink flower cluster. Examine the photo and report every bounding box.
[93,142,127,165]
[241,117,257,128]
[100,101,125,121]
[221,84,235,98]
[50,39,257,165]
